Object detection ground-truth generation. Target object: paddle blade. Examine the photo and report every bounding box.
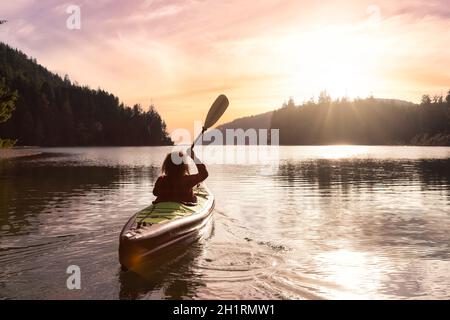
[203,94,229,129]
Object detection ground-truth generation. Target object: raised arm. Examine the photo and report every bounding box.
[186,148,208,186]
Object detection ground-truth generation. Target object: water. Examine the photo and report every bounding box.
[0,146,449,299]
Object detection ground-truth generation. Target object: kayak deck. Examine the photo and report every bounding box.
[135,188,210,225]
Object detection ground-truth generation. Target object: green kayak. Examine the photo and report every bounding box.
[119,184,214,270]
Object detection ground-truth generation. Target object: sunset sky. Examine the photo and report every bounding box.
[1,0,449,133]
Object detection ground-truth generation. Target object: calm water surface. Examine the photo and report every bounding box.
[0,146,449,299]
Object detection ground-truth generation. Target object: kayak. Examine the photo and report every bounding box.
[119,184,215,271]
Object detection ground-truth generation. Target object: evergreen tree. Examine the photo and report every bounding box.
[0,78,17,123]
[0,78,18,147]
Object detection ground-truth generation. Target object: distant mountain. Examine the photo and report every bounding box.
[205,94,450,146]
[217,111,273,131]
[0,42,172,146]
[271,95,450,145]
[201,111,273,145]
[372,98,416,107]
[215,99,415,132]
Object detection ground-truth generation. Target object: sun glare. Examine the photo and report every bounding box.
[316,250,383,299]
[278,27,382,100]
[320,145,369,159]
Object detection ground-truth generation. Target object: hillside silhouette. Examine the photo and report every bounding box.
[0,43,172,146]
[271,93,450,145]
[217,93,450,146]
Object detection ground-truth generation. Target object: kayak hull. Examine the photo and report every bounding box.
[119,185,214,270]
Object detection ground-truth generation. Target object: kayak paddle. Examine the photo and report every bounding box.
[191,94,229,150]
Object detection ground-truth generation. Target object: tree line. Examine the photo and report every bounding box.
[271,91,450,145]
[0,42,172,146]
[0,77,18,147]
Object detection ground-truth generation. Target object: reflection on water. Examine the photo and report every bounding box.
[119,221,213,300]
[0,146,449,299]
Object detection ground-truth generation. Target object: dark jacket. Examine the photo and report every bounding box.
[153,163,208,203]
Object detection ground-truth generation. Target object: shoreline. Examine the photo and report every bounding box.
[0,148,42,160]
[1,144,449,161]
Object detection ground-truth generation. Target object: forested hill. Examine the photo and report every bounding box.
[271,94,450,145]
[216,111,273,131]
[0,42,172,146]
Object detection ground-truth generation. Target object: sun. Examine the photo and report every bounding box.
[280,26,382,100]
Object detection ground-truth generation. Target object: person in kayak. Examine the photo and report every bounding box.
[153,149,208,204]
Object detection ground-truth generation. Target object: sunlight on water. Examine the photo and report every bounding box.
[0,146,449,299]
[317,145,369,159]
[315,250,384,299]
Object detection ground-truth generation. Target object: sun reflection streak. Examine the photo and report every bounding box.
[319,145,369,159]
[315,249,384,299]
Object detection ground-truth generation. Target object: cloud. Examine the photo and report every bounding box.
[379,0,450,20]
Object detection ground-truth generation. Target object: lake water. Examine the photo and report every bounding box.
[0,146,449,299]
